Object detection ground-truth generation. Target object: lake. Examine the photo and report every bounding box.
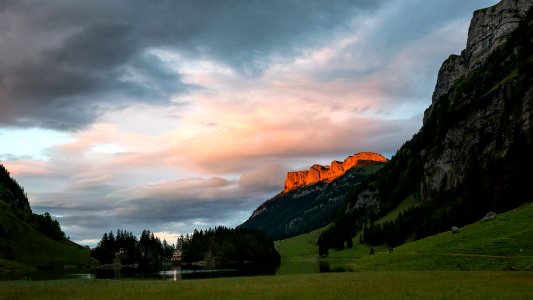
[0,260,354,281]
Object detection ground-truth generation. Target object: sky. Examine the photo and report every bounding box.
[0,0,498,246]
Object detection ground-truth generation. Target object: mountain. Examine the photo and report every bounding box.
[318,0,533,254]
[283,152,388,192]
[0,163,91,272]
[240,152,388,240]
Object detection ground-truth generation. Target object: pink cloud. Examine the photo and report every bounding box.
[2,160,49,176]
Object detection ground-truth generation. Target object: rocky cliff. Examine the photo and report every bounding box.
[319,0,533,253]
[426,0,532,121]
[420,0,533,203]
[283,152,388,192]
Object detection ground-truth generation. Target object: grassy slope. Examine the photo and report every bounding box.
[355,203,533,271]
[374,193,420,225]
[0,202,92,272]
[0,271,531,300]
[275,226,326,260]
[277,202,533,270]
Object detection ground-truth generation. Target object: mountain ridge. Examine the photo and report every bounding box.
[283,152,388,193]
[241,156,386,240]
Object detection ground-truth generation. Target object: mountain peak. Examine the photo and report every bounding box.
[282,152,388,193]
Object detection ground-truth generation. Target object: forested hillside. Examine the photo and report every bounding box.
[0,164,91,271]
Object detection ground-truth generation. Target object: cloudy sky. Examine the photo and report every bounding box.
[0,0,498,246]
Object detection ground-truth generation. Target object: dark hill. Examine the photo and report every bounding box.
[0,164,31,212]
[0,163,91,272]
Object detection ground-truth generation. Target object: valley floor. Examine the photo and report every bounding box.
[0,271,531,299]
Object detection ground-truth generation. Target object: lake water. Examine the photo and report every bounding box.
[0,260,354,281]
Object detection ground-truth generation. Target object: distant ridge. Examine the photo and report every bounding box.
[283,152,388,192]
[240,153,387,240]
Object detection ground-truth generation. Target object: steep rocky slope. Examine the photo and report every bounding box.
[241,154,387,240]
[319,0,533,253]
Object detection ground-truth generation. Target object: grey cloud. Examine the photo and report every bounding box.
[239,164,286,191]
[0,0,16,12]
[0,0,384,130]
[0,153,34,161]
[48,21,136,70]
[29,173,279,244]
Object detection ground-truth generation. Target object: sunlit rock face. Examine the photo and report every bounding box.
[282,152,388,192]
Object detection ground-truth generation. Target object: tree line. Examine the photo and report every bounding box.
[91,227,281,270]
[91,229,174,271]
[178,226,280,267]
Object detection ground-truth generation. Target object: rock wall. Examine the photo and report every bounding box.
[282,152,388,192]
[425,0,532,123]
[420,0,533,202]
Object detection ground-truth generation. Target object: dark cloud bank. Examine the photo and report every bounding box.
[0,0,384,130]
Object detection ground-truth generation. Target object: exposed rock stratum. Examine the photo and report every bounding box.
[282,152,388,192]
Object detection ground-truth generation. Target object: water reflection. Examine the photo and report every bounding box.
[0,260,353,281]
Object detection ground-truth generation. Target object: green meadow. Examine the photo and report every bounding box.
[0,271,531,300]
[277,202,533,272]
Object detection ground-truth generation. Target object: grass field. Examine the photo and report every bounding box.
[0,271,531,300]
[276,202,533,271]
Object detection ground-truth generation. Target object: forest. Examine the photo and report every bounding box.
[90,227,280,271]
[179,227,280,267]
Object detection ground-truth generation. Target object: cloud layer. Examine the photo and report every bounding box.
[0,0,384,130]
[0,0,498,245]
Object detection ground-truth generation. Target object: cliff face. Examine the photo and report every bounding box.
[283,152,388,192]
[426,0,532,121]
[420,0,533,202]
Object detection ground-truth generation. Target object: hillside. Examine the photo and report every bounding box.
[240,155,386,240]
[357,203,533,271]
[278,203,533,271]
[0,164,92,272]
[0,165,31,212]
[318,0,533,253]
